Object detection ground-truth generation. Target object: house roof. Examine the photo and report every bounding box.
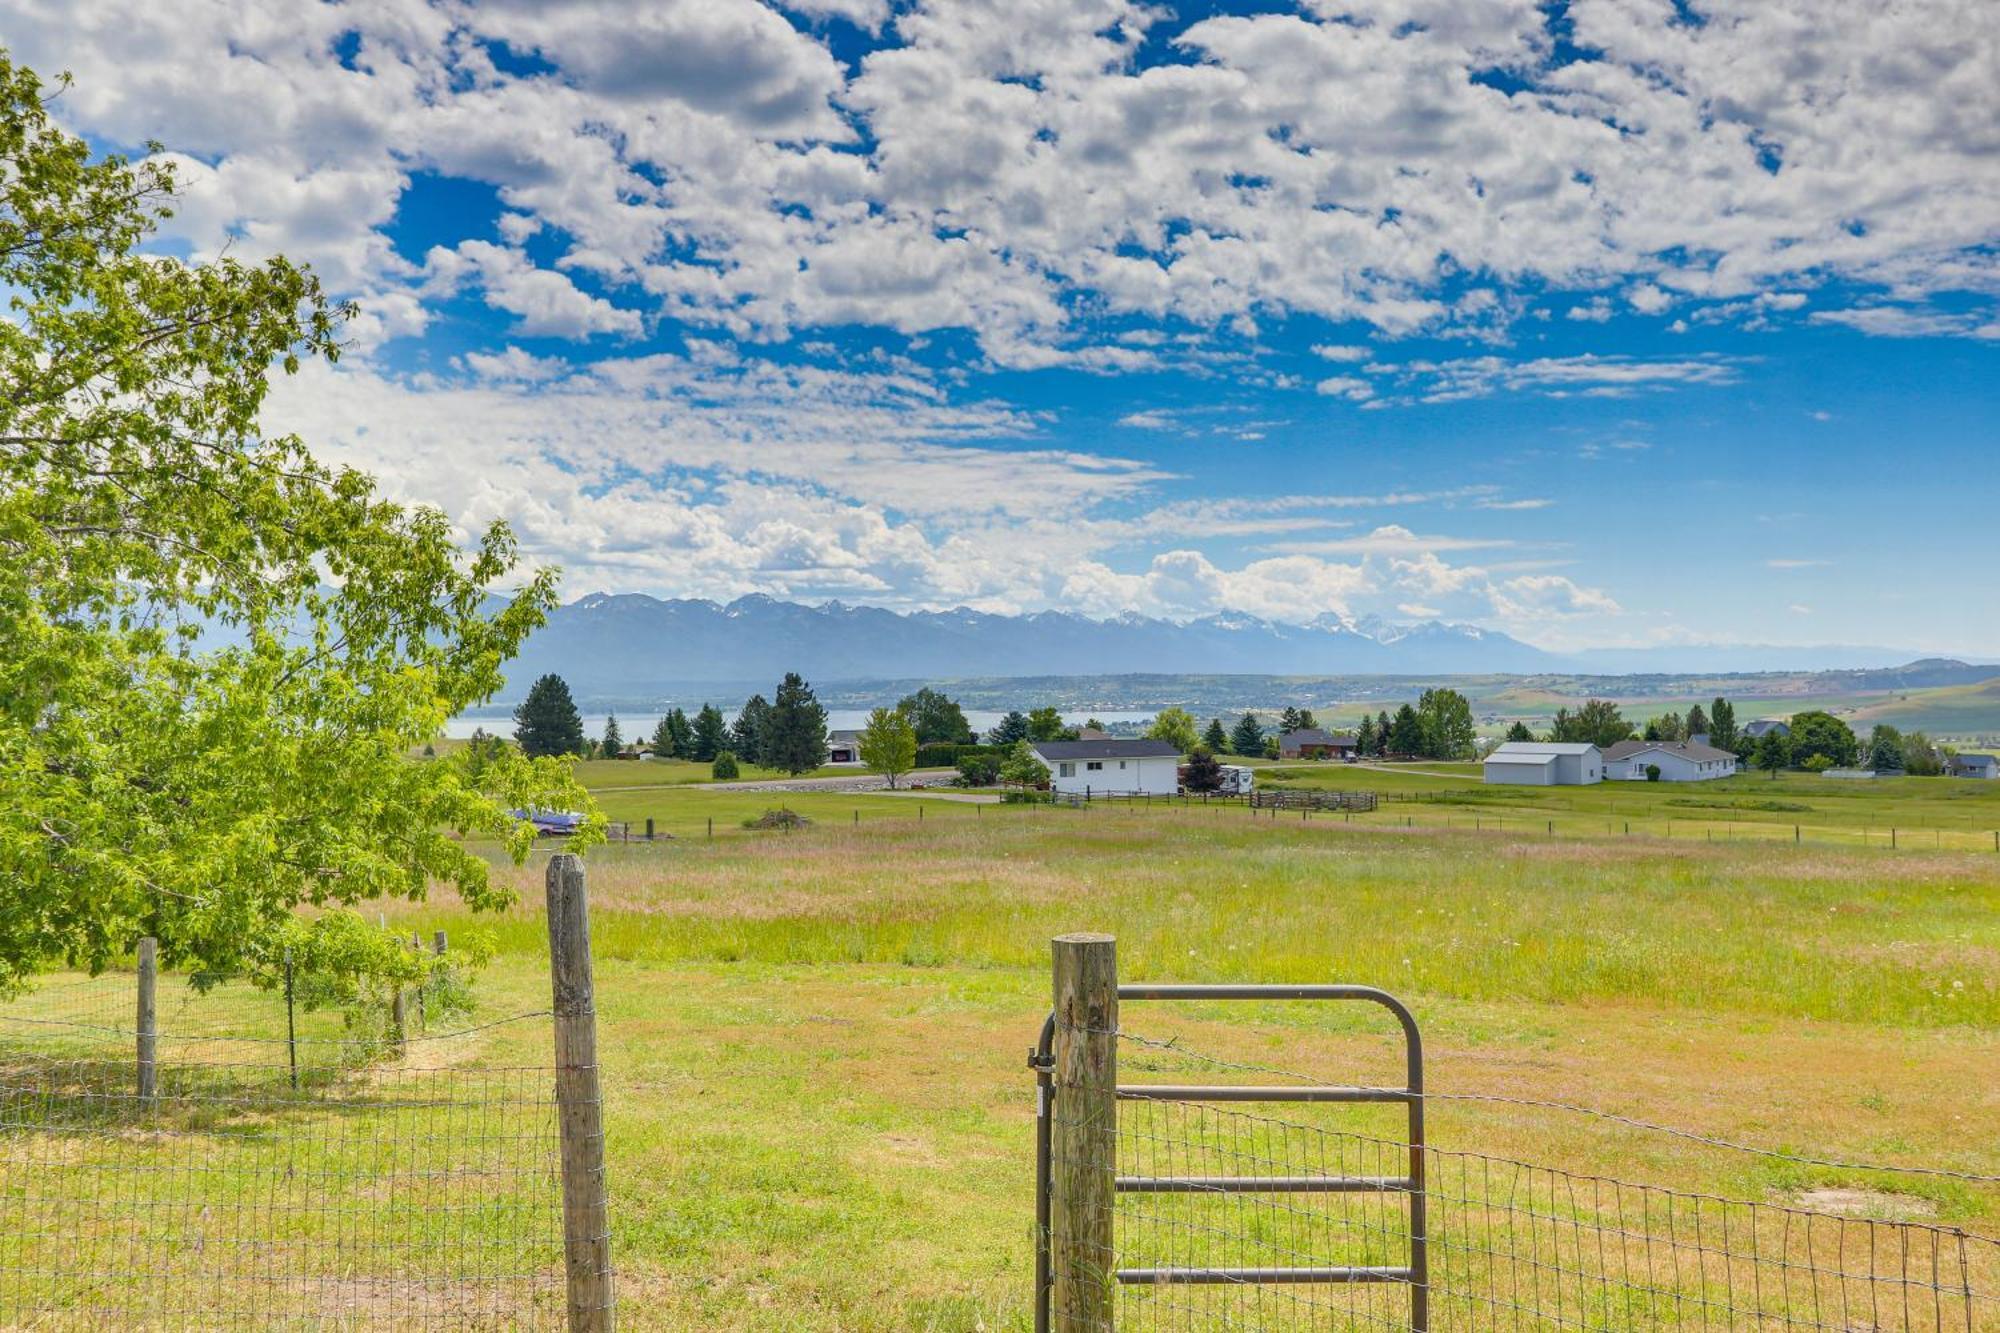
[827,729,863,743]
[1603,739,1739,763]
[1956,754,1998,770]
[1486,742,1598,760]
[1744,718,1790,736]
[1029,739,1182,761]
[1281,728,1351,746]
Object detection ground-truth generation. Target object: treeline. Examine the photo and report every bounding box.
[508,670,835,776]
[1503,695,1954,775]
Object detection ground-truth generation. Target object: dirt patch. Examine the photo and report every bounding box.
[1794,1187,1939,1221]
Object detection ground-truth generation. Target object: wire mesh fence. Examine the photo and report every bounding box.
[0,879,614,1332]
[1037,958,2000,1332]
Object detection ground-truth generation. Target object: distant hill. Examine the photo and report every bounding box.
[488,593,1997,708]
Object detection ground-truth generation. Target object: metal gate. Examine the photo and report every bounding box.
[1031,981,1427,1331]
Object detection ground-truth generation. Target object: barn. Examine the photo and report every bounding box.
[1483,741,1603,785]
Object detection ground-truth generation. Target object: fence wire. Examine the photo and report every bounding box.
[0,969,573,1329]
[1048,1026,2000,1331]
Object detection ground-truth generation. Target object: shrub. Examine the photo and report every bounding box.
[955,752,1002,786]
[1645,764,1661,782]
[1803,754,1836,773]
[712,750,740,780]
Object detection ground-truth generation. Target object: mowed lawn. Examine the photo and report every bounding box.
[368,796,2000,1329]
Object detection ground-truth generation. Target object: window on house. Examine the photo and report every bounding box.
[1086,761,1103,771]
[1059,762,1075,778]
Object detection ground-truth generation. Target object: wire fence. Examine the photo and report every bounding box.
[0,905,605,1329]
[1039,969,2000,1332]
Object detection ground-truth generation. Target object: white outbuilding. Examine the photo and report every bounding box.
[1602,739,1741,782]
[1482,741,1603,785]
[1029,738,1183,797]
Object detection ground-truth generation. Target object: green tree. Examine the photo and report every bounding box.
[1789,711,1859,768]
[1902,731,1943,777]
[1082,717,1106,733]
[1202,717,1229,752]
[601,712,623,757]
[691,703,729,762]
[1182,747,1224,793]
[896,687,975,745]
[955,751,1002,786]
[1685,703,1710,739]
[1027,706,1074,742]
[763,673,829,775]
[987,710,1030,745]
[1149,707,1200,753]
[1643,711,1684,743]
[1374,710,1393,756]
[514,674,587,758]
[1386,704,1424,756]
[858,706,918,788]
[1550,699,1631,749]
[730,695,768,764]
[1229,712,1265,756]
[0,56,592,992]
[1356,715,1378,755]
[1709,698,1739,753]
[1505,720,1534,743]
[1754,729,1791,778]
[1296,708,1317,730]
[1415,688,1477,760]
[711,750,739,780]
[1279,706,1303,731]
[998,739,1047,791]
[1867,725,1907,772]
[653,707,693,761]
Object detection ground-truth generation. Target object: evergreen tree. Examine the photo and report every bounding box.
[692,703,729,762]
[1375,711,1393,756]
[1868,725,1907,772]
[1505,720,1534,743]
[1386,704,1423,756]
[514,674,587,758]
[763,672,829,775]
[1296,709,1317,730]
[1279,706,1303,732]
[988,710,1030,745]
[1709,698,1739,753]
[1356,715,1378,754]
[1754,729,1790,777]
[1685,704,1710,739]
[1229,712,1265,756]
[896,687,975,744]
[652,708,693,761]
[730,695,769,764]
[601,712,622,756]
[1202,717,1230,752]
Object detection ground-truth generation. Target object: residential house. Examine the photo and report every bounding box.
[1743,718,1791,740]
[1948,754,1999,779]
[1603,739,1740,781]
[1029,738,1182,796]
[825,729,863,765]
[1483,741,1603,786]
[1279,728,1358,760]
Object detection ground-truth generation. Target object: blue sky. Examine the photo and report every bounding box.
[12,0,1998,653]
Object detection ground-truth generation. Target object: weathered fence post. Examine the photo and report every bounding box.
[284,949,299,1090]
[547,853,614,1330]
[136,936,158,1104]
[1050,933,1117,1333]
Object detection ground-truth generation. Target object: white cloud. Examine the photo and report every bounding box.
[1387,354,1742,403]
[1809,307,2000,339]
[1266,525,1515,556]
[428,241,644,339]
[1311,344,1372,362]
[1766,558,1830,570]
[1315,375,1375,401]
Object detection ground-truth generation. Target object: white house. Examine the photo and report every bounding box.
[825,729,863,765]
[1029,738,1182,796]
[1948,754,1999,779]
[1483,742,1603,785]
[1744,718,1791,740]
[1603,739,1740,782]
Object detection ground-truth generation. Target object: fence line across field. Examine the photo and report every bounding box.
[1032,933,2000,1332]
[0,854,614,1330]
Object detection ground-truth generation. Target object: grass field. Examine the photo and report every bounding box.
[8,776,2000,1328]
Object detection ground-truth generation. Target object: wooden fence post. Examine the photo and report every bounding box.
[1050,933,1117,1332]
[547,853,615,1330]
[136,937,157,1105]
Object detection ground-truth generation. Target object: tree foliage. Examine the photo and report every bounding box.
[1228,712,1265,756]
[514,674,586,758]
[998,740,1047,789]
[1202,717,1229,752]
[729,695,768,764]
[1386,704,1423,756]
[858,706,918,788]
[1788,711,1858,769]
[987,710,1030,745]
[1148,707,1200,753]
[654,707,693,761]
[691,703,729,762]
[601,712,623,756]
[1415,688,1476,760]
[1550,700,1632,749]
[1504,720,1534,743]
[711,750,739,780]
[763,673,828,775]
[1026,706,1074,742]
[1754,729,1791,777]
[896,687,974,745]
[1182,747,1224,793]
[0,56,593,992]
[1708,697,1739,753]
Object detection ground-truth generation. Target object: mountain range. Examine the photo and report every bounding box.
[491,593,1988,703]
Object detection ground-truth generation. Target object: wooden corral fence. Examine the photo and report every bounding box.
[1249,788,1378,812]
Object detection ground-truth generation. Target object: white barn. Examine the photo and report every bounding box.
[1029,738,1182,796]
[1483,742,1603,786]
[1603,739,1740,782]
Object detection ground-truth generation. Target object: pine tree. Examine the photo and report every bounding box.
[763,672,829,775]
[513,674,586,758]
[731,695,770,764]
[1375,711,1392,756]
[652,708,693,761]
[1387,704,1423,756]
[601,712,622,756]
[692,703,729,762]
[988,710,1030,745]
[1202,717,1229,752]
[1296,708,1317,730]
[1505,720,1534,743]
[1685,704,1710,740]
[1356,715,1378,755]
[1279,706,1303,732]
[1709,697,1739,753]
[1229,712,1264,756]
